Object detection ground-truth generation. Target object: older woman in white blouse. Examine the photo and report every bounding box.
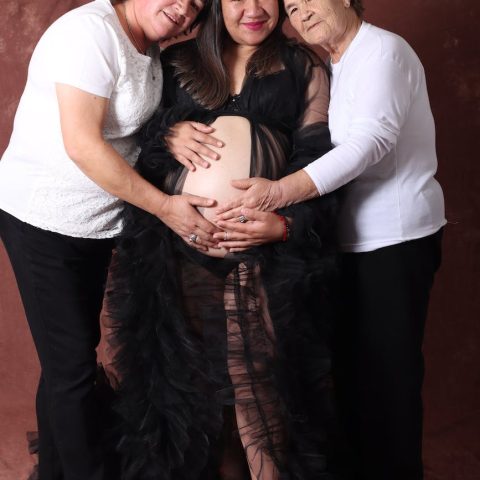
[214,0,446,479]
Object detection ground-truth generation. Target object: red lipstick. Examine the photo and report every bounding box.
[242,21,266,31]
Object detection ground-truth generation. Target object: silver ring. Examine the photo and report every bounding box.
[224,231,229,241]
[238,215,248,223]
[188,233,198,243]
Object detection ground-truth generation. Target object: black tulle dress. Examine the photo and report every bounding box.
[107,40,339,480]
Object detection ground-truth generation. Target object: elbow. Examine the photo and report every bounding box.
[63,141,83,164]
[62,134,100,172]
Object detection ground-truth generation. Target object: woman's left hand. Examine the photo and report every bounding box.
[214,208,285,252]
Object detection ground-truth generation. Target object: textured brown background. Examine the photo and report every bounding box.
[0,1,479,479]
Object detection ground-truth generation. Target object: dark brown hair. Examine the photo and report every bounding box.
[167,0,287,109]
[350,0,364,17]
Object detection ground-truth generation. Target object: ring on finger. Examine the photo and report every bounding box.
[238,214,248,223]
[188,233,198,243]
[224,231,229,241]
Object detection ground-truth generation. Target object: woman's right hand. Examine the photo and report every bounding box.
[155,193,222,251]
[165,121,224,172]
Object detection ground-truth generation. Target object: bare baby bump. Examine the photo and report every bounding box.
[182,116,252,257]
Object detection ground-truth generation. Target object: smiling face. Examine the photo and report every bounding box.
[136,0,206,41]
[221,0,279,47]
[284,0,350,49]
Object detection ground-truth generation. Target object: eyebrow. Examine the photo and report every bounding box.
[284,1,297,10]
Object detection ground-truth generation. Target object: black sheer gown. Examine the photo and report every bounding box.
[107,39,339,480]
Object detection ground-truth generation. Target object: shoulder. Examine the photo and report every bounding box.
[283,40,329,78]
[31,1,123,95]
[284,40,325,66]
[41,1,121,51]
[357,23,424,73]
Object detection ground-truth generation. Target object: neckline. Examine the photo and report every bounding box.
[331,21,368,69]
[229,68,288,97]
[108,0,152,59]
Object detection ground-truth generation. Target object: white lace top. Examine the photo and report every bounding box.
[0,0,162,238]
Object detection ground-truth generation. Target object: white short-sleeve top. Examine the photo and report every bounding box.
[304,22,446,252]
[0,0,162,238]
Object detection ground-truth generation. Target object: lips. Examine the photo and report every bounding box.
[163,10,179,25]
[307,20,321,32]
[242,21,266,31]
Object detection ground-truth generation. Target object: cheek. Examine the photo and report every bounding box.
[222,7,239,27]
[223,16,236,34]
[289,16,302,34]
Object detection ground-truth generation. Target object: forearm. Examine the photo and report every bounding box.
[274,169,320,208]
[68,140,169,218]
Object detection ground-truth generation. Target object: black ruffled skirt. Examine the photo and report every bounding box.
[107,206,338,480]
[106,107,339,480]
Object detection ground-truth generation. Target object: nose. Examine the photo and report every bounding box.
[174,0,188,17]
[243,0,263,16]
[299,2,312,22]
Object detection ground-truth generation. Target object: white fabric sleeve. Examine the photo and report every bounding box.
[304,54,417,195]
[48,14,120,98]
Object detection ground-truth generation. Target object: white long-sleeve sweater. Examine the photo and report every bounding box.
[304,22,446,252]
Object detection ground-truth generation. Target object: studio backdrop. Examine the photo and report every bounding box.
[0,1,479,479]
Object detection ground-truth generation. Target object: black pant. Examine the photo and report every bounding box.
[0,210,113,480]
[333,230,443,480]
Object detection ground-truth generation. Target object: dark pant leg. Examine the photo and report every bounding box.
[334,231,442,480]
[36,375,63,479]
[0,210,113,480]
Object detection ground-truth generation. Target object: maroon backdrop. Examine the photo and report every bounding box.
[1,1,479,479]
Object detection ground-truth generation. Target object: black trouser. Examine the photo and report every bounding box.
[333,230,443,480]
[0,210,113,480]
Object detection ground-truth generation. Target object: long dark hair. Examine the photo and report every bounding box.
[167,0,288,109]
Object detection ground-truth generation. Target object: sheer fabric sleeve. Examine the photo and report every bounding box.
[302,63,330,126]
[135,63,198,190]
[278,58,338,250]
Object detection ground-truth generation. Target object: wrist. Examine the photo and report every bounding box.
[273,212,291,242]
[274,178,291,209]
[151,191,172,220]
[270,180,286,209]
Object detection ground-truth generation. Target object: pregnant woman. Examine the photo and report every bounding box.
[108,0,339,478]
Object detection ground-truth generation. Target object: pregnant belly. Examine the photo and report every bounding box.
[181,116,252,258]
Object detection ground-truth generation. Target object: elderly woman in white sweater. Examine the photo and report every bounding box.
[213,0,446,479]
